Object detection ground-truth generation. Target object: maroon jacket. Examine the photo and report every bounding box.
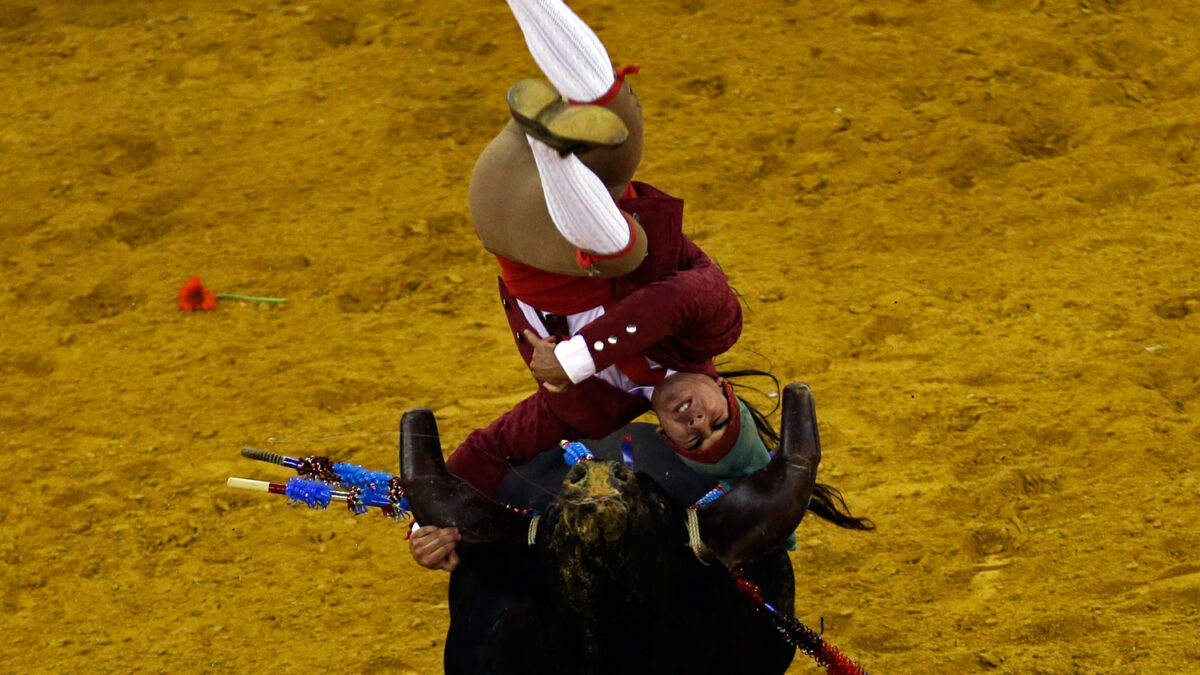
[445,182,743,495]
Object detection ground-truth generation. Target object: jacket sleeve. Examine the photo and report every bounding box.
[574,235,743,371]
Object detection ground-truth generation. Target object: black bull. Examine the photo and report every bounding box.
[400,383,825,675]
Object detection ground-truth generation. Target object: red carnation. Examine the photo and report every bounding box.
[177,275,218,312]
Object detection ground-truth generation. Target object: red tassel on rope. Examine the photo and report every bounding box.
[728,568,868,675]
[816,642,867,675]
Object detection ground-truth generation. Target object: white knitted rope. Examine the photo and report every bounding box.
[527,514,542,546]
[685,509,711,565]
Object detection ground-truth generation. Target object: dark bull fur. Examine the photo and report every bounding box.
[399,383,826,675]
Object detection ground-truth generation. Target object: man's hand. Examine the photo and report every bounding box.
[409,524,461,572]
[524,329,571,393]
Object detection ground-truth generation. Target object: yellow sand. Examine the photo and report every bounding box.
[3,1,1198,672]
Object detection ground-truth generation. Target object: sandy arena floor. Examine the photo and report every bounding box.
[3,0,1199,672]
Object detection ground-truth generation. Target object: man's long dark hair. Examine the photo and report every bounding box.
[721,369,875,532]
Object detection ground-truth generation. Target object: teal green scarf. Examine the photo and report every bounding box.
[674,399,797,550]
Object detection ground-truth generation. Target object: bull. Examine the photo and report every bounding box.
[399,383,844,675]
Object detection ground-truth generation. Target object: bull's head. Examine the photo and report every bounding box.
[557,460,650,545]
[398,382,822,569]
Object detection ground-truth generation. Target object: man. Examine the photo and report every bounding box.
[411,0,749,570]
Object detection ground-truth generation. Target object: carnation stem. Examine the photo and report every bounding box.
[216,293,287,304]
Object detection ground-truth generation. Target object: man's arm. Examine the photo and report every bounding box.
[444,389,578,497]
[550,235,742,383]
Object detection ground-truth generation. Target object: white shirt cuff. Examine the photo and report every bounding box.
[555,335,598,384]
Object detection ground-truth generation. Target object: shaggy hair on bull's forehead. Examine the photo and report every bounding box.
[545,460,677,652]
[555,461,646,546]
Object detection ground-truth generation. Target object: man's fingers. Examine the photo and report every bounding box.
[440,550,461,572]
[409,525,436,542]
[409,526,461,569]
[412,525,458,545]
[423,527,460,551]
[522,328,569,390]
[523,329,556,346]
[423,539,458,565]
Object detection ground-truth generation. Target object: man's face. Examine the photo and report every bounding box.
[651,374,731,453]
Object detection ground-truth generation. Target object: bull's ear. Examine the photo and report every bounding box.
[697,383,821,568]
[398,408,529,543]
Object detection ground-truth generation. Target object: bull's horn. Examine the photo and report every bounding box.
[697,382,822,568]
[398,408,528,543]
